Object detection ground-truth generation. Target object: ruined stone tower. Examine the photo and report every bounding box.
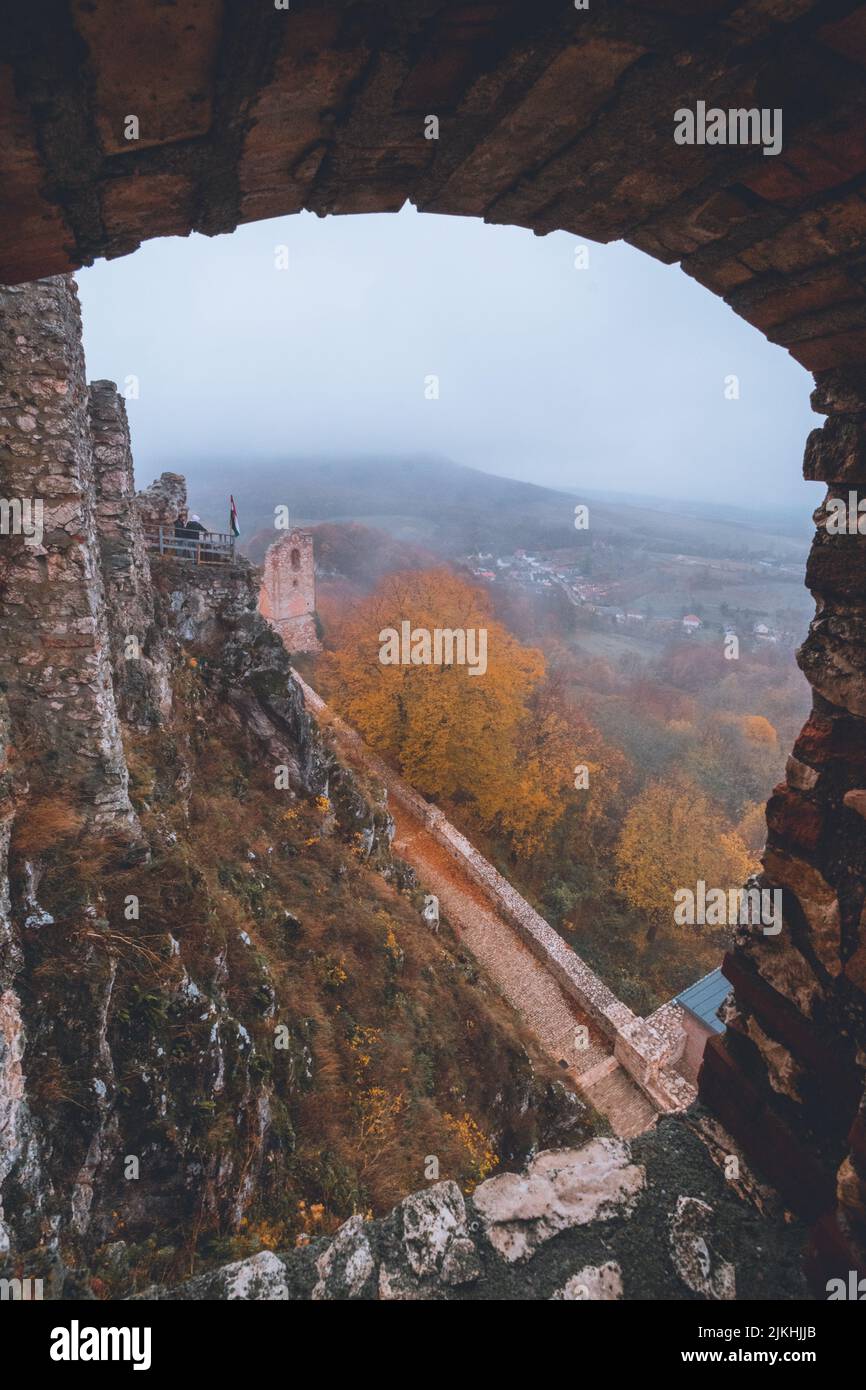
[258,529,320,654]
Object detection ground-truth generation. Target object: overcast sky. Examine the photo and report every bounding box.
[77,202,820,514]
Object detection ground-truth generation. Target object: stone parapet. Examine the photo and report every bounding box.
[295,675,690,1113]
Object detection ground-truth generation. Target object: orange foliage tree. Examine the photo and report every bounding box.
[741,714,778,746]
[614,776,755,942]
[319,568,578,854]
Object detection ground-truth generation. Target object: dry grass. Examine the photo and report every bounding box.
[12,796,84,854]
[14,662,596,1293]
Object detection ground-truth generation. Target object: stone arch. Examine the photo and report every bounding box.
[3,0,866,1286]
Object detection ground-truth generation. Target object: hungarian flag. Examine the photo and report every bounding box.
[229,495,240,538]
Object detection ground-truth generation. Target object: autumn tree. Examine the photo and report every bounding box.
[737,800,767,857]
[319,569,582,854]
[683,712,781,820]
[740,714,778,746]
[527,668,632,868]
[614,776,753,942]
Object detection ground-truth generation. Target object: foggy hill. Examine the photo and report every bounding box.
[177,454,810,565]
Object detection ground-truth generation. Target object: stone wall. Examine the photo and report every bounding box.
[0,276,138,837]
[259,530,320,654]
[295,675,693,1114]
[0,692,35,1258]
[700,370,866,1288]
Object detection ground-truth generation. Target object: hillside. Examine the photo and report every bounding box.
[175,455,812,565]
[0,282,593,1298]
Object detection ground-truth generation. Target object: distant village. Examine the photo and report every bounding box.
[464,546,804,648]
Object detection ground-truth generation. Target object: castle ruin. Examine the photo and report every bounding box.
[258,529,321,654]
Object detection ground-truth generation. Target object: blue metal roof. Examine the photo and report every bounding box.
[676,967,729,1033]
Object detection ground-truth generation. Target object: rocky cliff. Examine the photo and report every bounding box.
[0,276,589,1297]
[0,274,856,1303]
[133,1118,808,1302]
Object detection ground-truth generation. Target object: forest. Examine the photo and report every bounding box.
[300,520,810,1014]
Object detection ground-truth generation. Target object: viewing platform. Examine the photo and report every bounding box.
[144,526,236,566]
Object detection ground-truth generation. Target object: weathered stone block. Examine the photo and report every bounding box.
[805,526,866,600]
[722,952,836,1072]
[766,785,823,853]
[798,604,866,717]
[804,416,866,483]
[812,366,866,416]
[699,1034,836,1223]
[762,847,841,978]
[785,754,819,791]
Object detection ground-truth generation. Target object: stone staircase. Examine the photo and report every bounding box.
[295,674,702,1138]
[390,814,658,1138]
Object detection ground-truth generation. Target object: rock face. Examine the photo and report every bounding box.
[88,383,173,727]
[135,1114,809,1301]
[0,277,402,1270]
[0,277,138,838]
[471,1140,645,1265]
[135,473,187,535]
[1,276,594,1288]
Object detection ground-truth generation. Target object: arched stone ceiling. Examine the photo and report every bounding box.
[5,0,866,1289]
[1,0,865,388]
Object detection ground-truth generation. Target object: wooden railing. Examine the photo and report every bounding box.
[144,527,236,565]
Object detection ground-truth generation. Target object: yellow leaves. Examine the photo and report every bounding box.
[719,829,753,886]
[614,776,756,937]
[356,1087,406,1176]
[244,1218,287,1251]
[317,954,348,989]
[348,1025,381,1079]
[443,1112,498,1192]
[294,1202,326,1247]
[737,801,767,858]
[321,567,580,851]
[375,908,402,967]
[741,714,777,745]
[315,794,331,813]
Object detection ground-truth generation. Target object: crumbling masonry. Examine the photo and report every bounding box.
[259,529,321,654]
